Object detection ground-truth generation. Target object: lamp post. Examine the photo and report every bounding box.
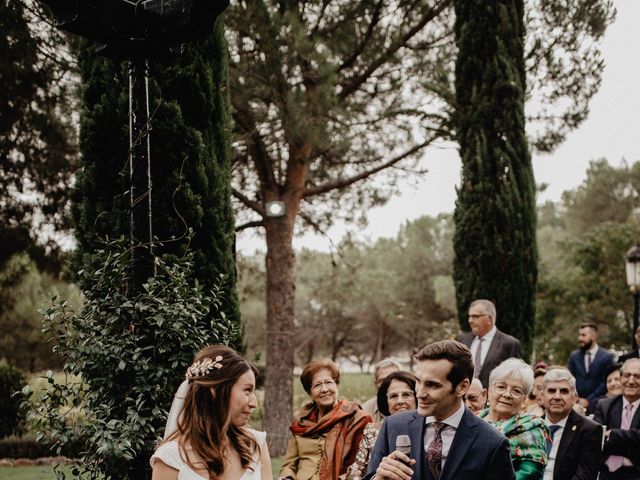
[625,244,640,354]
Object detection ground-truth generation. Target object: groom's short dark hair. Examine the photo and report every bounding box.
[415,340,474,390]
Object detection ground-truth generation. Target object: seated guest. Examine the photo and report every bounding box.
[361,358,401,423]
[541,367,602,480]
[279,359,371,480]
[524,363,548,417]
[594,358,640,480]
[479,358,549,480]
[346,371,417,480]
[589,363,623,415]
[465,378,487,413]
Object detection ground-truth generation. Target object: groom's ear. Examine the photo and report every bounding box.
[456,378,471,398]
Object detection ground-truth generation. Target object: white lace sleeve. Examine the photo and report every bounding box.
[150,441,183,471]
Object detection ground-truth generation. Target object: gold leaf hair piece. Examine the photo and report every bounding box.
[186,356,223,379]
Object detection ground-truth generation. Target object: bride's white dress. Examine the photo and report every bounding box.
[150,428,266,480]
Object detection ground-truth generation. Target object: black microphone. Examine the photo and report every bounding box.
[395,434,411,462]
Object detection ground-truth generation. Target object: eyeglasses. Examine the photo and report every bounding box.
[387,391,414,403]
[468,314,488,319]
[493,383,524,399]
[621,372,640,380]
[311,380,337,391]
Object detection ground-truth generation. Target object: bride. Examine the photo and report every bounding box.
[151,345,271,479]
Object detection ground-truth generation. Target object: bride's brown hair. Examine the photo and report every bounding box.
[169,345,259,478]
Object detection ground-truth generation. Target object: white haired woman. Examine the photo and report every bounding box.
[478,358,550,480]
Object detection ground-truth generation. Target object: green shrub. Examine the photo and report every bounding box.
[0,362,27,438]
[25,238,237,479]
[0,435,84,459]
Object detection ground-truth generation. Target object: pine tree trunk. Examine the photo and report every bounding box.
[263,213,296,456]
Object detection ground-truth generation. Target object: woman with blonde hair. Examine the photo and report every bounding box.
[151,345,271,479]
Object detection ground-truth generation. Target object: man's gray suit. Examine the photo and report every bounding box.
[363,408,515,480]
[457,330,521,388]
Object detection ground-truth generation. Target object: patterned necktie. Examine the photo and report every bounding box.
[426,422,446,479]
[605,403,634,472]
[473,337,483,378]
[546,424,561,455]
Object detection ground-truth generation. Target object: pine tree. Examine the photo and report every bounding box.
[71,20,241,343]
[452,0,537,358]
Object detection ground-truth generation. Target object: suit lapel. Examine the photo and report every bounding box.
[440,409,478,480]
[632,403,640,429]
[480,331,502,377]
[554,411,578,477]
[608,397,623,428]
[408,412,426,480]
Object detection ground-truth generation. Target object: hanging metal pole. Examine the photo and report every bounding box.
[128,58,154,295]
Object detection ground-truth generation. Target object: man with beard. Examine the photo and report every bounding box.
[568,322,614,411]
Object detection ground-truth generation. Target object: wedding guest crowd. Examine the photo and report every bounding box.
[150,298,640,480]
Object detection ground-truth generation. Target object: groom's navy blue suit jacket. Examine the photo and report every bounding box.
[364,408,515,480]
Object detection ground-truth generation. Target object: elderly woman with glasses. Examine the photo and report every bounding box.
[478,358,550,480]
[279,359,372,480]
[346,371,417,480]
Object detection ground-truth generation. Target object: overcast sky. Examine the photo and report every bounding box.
[237,0,640,254]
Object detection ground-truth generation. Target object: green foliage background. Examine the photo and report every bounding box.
[71,20,241,347]
[453,0,537,358]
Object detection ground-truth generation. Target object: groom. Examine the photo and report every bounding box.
[364,340,514,480]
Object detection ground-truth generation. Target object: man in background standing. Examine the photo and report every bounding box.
[457,299,521,388]
[568,322,614,410]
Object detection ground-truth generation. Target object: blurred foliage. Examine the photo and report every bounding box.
[0,253,82,372]
[0,1,78,266]
[239,214,457,367]
[24,238,236,479]
[0,362,27,438]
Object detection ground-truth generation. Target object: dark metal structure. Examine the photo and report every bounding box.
[38,1,229,478]
[40,0,229,294]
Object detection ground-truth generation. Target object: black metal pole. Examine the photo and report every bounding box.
[128,58,154,295]
[633,290,640,354]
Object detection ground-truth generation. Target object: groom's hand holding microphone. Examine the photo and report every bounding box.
[374,434,415,480]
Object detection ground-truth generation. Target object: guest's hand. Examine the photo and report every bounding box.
[375,450,415,480]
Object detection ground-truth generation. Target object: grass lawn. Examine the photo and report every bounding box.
[0,465,73,480]
[1,461,282,480]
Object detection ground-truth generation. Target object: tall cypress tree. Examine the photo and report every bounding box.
[452,0,537,358]
[71,20,241,345]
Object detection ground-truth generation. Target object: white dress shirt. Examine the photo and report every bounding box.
[423,402,466,470]
[470,325,497,369]
[584,344,599,372]
[543,414,568,480]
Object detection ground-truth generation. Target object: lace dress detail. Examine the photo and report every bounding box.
[150,428,266,479]
[345,422,381,480]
